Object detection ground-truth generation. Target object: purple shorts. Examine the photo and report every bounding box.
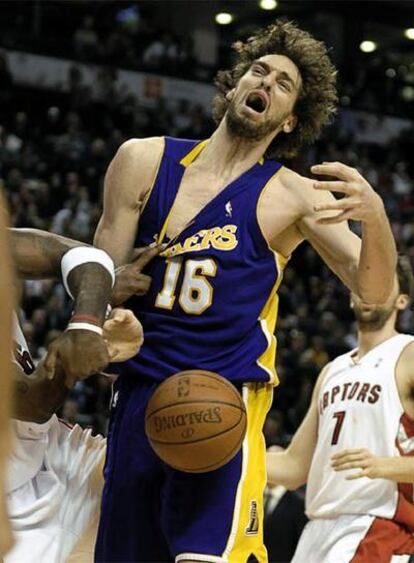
[95,375,271,563]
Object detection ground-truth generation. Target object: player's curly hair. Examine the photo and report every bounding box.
[213,19,338,160]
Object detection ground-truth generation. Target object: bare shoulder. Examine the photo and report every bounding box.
[276,166,335,210]
[105,136,165,206]
[113,136,165,174]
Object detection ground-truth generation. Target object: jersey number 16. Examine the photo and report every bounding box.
[155,257,217,315]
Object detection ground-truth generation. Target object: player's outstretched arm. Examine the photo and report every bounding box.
[267,365,328,489]
[296,163,397,304]
[94,137,164,267]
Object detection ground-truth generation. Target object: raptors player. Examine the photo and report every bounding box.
[6,308,142,563]
[4,227,151,562]
[267,255,414,562]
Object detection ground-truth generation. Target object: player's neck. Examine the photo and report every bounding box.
[356,320,398,360]
[199,120,274,176]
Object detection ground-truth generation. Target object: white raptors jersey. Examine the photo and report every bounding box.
[6,315,107,562]
[306,333,414,529]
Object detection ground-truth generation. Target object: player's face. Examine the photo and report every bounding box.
[225,54,301,142]
[351,277,407,331]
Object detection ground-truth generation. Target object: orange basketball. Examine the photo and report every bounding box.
[145,370,247,473]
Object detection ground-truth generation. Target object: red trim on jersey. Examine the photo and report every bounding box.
[400,411,414,437]
[58,418,74,430]
[350,517,414,562]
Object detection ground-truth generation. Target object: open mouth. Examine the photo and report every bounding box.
[245,92,267,113]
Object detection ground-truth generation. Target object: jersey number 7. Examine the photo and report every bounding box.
[331,411,346,445]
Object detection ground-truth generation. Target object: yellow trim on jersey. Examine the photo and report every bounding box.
[179,139,209,167]
[255,165,289,385]
[158,140,209,244]
[140,137,166,216]
[256,252,287,385]
[222,383,273,563]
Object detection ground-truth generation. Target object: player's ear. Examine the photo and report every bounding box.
[226,89,235,102]
[396,294,410,310]
[282,114,297,134]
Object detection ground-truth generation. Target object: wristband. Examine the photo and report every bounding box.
[70,313,102,327]
[61,247,115,299]
[66,322,103,336]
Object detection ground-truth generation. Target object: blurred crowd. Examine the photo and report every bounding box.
[1,46,414,440]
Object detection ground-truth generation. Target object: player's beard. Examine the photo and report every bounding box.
[353,302,396,332]
[225,98,284,142]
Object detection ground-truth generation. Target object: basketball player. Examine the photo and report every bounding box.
[5,306,143,563]
[267,255,414,562]
[94,20,397,563]
[5,226,147,562]
[0,197,15,558]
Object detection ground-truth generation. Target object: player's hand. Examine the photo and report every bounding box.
[112,245,162,306]
[331,448,387,480]
[43,330,109,387]
[311,162,385,225]
[103,308,144,362]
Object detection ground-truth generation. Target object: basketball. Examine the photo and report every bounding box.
[145,370,247,473]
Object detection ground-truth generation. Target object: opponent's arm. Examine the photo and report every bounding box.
[13,308,144,423]
[11,229,81,279]
[297,163,397,304]
[94,137,165,266]
[267,365,327,489]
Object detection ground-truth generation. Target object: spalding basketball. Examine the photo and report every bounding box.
[145,370,247,473]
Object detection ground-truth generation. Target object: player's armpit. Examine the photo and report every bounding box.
[94,137,165,267]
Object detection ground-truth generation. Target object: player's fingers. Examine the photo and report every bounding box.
[313,181,352,195]
[331,448,366,460]
[43,343,58,379]
[345,471,366,481]
[314,198,356,212]
[110,308,128,323]
[311,162,360,181]
[316,209,354,225]
[133,245,163,269]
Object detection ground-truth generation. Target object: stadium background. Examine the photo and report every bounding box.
[2,0,414,447]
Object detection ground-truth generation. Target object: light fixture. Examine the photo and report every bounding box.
[215,12,233,25]
[405,28,414,40]
[359,40,377,53]
[259,0,277,10]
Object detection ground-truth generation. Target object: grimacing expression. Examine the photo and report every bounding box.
[225,54,302,142]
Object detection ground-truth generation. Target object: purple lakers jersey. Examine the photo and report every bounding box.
[118,137,287,384]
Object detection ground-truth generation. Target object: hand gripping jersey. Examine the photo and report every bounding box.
[306,333,414,531]
[115,137,287,384]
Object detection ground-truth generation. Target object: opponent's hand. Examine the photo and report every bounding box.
[331,448,387,480]
[112,245,161,307]
[43,330,109,387]
[312,162,385,225]
[103,308,144,362]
